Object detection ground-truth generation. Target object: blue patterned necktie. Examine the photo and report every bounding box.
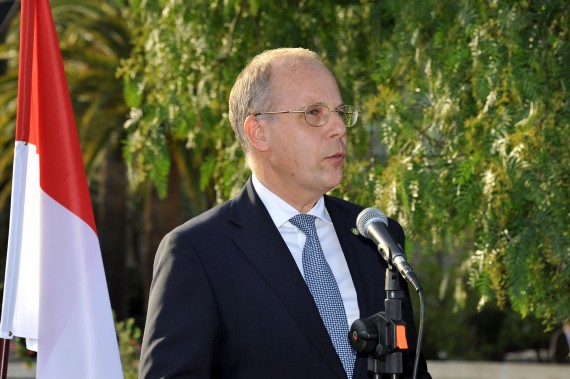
[289,214,356,378]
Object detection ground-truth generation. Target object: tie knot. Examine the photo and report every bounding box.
[289,214,317,237]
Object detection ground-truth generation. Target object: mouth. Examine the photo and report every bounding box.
[326,152,346,162]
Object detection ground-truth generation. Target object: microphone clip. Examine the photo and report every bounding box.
[349,266,408,376]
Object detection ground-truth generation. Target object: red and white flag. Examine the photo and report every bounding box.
[0,0,123,377]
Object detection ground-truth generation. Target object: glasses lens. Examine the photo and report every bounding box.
[304,104,329,127]
[338,105,358,127]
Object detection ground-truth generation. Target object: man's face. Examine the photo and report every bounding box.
[260,61,348,204]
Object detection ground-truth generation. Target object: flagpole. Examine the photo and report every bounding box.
[0,338,9,379]
[0,0,35,377]
[0,0,36,375]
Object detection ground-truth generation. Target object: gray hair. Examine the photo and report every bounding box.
[228,48,325,159]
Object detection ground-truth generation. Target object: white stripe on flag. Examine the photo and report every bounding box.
[0,141,40,345]
[37,188,122,378]
[1,142,123,378]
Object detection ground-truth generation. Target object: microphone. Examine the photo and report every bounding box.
[357,208,422,292]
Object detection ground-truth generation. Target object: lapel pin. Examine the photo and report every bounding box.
[351,228,359,236]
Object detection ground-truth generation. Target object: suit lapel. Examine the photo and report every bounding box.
[325,197,387,379]
[227,180,347,378]
[325,197,380,319]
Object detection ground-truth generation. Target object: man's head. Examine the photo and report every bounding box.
[229,47,354,211]
[229,48,324,156]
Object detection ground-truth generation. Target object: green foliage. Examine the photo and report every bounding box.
[121,0,569,327]
[115,317,142,379]
[363,0,570,327]
[119,0,376,201]
[49,0,134,173]
[1,0,562,363]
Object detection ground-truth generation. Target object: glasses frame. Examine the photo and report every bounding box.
[254,104,358,128]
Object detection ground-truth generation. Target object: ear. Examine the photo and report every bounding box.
[244,115,269,152]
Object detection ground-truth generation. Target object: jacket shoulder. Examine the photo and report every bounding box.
[325,195,405,244]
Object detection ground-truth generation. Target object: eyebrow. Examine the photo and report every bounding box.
[301,102,345,108]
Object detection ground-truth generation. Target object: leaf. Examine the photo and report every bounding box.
[199,156,215,191]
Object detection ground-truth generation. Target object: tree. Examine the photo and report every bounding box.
[2,0,566,361]
[362,0,570,327]
[119,0,379,299]
[51,0,138,320]
[122,0,569,331]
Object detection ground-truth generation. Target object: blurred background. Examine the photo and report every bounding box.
[0,0,569,377]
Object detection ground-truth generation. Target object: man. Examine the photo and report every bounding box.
[139,48,431,378]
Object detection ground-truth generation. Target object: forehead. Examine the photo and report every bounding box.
[270,59,342,107]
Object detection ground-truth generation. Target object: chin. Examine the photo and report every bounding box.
[327,176,344,191]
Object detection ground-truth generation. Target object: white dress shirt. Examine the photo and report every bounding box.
[251,175,360,326]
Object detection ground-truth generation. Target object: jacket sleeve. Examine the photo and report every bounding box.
[139,229,220,378]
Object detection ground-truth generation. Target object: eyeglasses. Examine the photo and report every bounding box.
[254,104,359,128]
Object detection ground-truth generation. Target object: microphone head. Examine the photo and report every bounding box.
[356,207,388,238]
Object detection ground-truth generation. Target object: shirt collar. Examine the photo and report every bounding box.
[251,174,332,228]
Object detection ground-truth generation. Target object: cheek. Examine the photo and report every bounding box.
[277,132,307,154]
[268,128,321,167]
[290,138,317,165]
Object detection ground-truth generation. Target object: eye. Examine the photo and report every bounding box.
[303,105,332,127]
[306,105,325,117]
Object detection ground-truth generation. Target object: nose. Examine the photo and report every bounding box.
[326,110,347,139]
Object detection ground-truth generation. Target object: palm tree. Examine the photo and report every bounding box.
[55,0,138,320]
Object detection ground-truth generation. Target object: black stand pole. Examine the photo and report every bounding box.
[349,265,407,379]
[0,338,10,379]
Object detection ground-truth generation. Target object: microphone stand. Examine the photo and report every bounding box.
[349,248,407,379]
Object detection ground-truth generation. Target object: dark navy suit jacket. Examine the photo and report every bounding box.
[139,178,431,378]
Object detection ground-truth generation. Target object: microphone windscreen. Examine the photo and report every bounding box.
[356,207,388,238]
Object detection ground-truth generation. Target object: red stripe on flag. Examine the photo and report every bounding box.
[19,0,97,234]
[15,0,35,143]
